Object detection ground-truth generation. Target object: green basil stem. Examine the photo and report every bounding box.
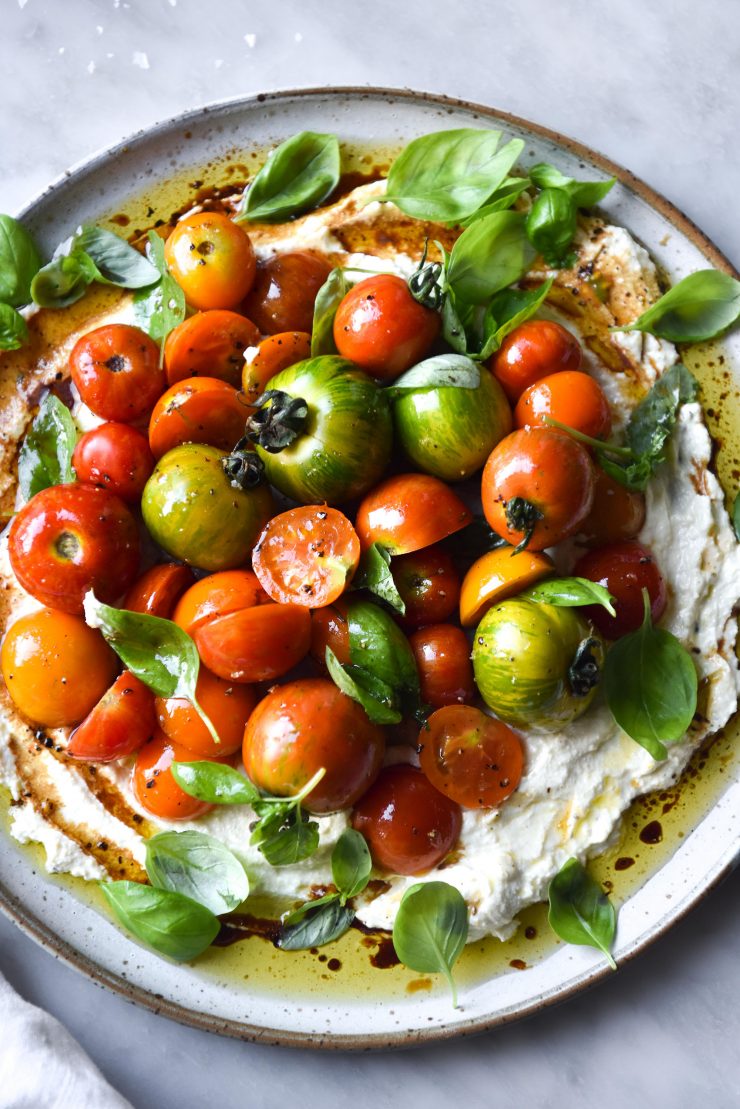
[191,697,222,750]
[286,766,326,806]
[543,415,635,459]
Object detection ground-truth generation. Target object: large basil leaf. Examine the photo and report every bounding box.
[237,131,340,223]
[75,225,159,288]
[0,302,29,351]
[529,163,616,207]
[171,761,261,805]
[619,269,740,343]
[311,266,350,355]
[0,214,41,306]
[145,830,248,915]
[325,647,401,725]
[100,881,219,962]
[548,858,616,969]
[351,542,405,615]
[17,393,77,501]
[278,898,354,951]
[392,881,468,1007]
[387,353,480,397]
[31,248,98,308]
[133,231,186,345]
[446,211,535,304]
[526,188,577,267]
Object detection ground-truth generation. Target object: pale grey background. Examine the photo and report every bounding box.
[1,1,739,1106]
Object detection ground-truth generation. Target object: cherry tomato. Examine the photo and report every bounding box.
[148,377,250,460]
[164,213,256,311]
[418,706,524,809]
[132,731,229,820]
[72,422,154,502]
[242,252,332,334]
[310,599,351,667]
[69,324,165,422]
[459,546,555,626]
[242,331,311,404]
[156,667,257,758]
[356,474,472,555]
[351,765,462,875]
[481,427,594,551]
[252,506,361,608]
[163,310,260,387]
[391,545,460,628]
[491,319,583,403]
[173,570,266,637]
[123,563,196,619]
[573,540,667,638]
[194,602,312,684]
[577,465,646,546]
[409,625,475,708]
[333,274,440,381]
[67,672,156,762]
[1,608,118,728]
[515,370,612,439]
[242,678,385,814]
[9,484,140,614]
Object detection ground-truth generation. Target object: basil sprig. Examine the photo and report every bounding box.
[548,858,617,969]
[311,266,350,355]
[476,279,554,360]
[526,577,616,615]
[100,882,220,963]
[0,214,41,307]
[525,164,615,268]
[145,830,248,916]
[529,163,616,208]
[237,131,340,224]
[132,231,186,347]
[31,224,158,309]
[604,590,698,761]
[392,881,469,1007]
[617,269,740,343]
[17,393,77,501]
[352,542,406,615]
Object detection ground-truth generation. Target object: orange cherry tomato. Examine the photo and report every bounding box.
[156,666,257,758]
[67,672,156,762]
[356,474,472,555]
[194,603,312,683]
[242,252,332,334]
[148,377,250,460]
[172,569,266,637]
[481,427,594,551]
[123,563,196,619]
[409,624,475,709]
[515,370,612,439]
[163,310,260,387]
[310,599,351,668]
[132,731,230,820]
[69,324,165,423]
[573,540,667,639]
[391,544,460,628]
[333,274,440,381]
[1,609,118,728]
[72,423,155,503]
[242,331,311,404]
[491,319,582,402]
[242,678,385,814]
[459,546,555,626]
[577,465,646,546]
[418,706,524,809]
[165,213,256,311]
[252,506,361,608]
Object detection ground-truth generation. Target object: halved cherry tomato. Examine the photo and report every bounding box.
[172,569,266,637]
[310,599,351,668]
[573,540,667,639]
[391,545,460,628]
[459,546,555,626]
[356,474,472,555]
[156,667,257,758]
[252,506,361,608]
[242,331,311,404]
[132,731,231,820]
[123,563,196,619]
[418,705,524,809]
[491,319,582,402]
[69,324,165,422]
[165,213,256,311]
[163,310,260,387]
[148,377,250,459]
[351,764,462,875]
[577,465,646,546]
[242,252,332,334]
[409,625,475,708]
[194,603,312,683]
[333,274,440,381]
[481,427,594,551]
[9,483,140,614]
[68,672,156,762]
[1,608,118,728]
[242,678,385,814]
[72,422,155,502]
[515,370,612,439]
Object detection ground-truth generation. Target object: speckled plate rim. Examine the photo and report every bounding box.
[1,86,738,1051]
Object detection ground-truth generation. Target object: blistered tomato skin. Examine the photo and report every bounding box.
[392,545,461,628]
[515,370,612,440]
[242,252,332,334]
[491,319,583,402]
[68,672,156,762]
[418,705,524,809]
[69,324,165,422]
[123,563,196,619]
[148,377,250,459]
[165,213,257,311]
[242,678,385,814]
[156,667,257,758]
[163,310,260,387]
[72,422,154,502]
[133,731,227,820]
[351,764,462,875]
[409,624,475,708]
[356,474,473,555]
[574,540,667,639]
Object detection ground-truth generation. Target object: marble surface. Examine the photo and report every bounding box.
[1,0,739,1105]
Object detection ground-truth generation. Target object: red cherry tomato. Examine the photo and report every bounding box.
[310,599,351,668]
[242,252,332,334]
[67,672,156,762]
[242,331,311,404]
[172,570,267,636]
[194,602,312,683]
[491,319,583,402]
[123,563,196,619]
[409,625,475,708]
[351,764,462,875]
[418,705,524,809]
[164,214,257,311]
[515,370,612,440]
[391,545,460,628]
[72,422,154,502]
[132,731,230,820]
[156,667,257,758]
[573,540,667,638]
[356,474,472,555]
[577,465,646,546]
[163,309,260,387]
[8,484,140,614]
[333,274,440,381]
[148,377,250,459]
[252,506,361,608]
[69,324,165,422]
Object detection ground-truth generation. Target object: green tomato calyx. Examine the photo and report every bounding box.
[221,438,266,490]
[568,636,603,698]
[408,240,444,310]
[245,389,309,453]
[504,496,543,554]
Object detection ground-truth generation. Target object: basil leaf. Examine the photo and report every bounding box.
[145,830,248,915]
[0,214,41,306]
[31,248,98,308]
[604,591,698,759]
[332,828,371,902]
[75,225,159,288]
[100,880,219,962]
[347,599,419,695]
[385,130,524,223]
[254,807,320,867]
[440,285,470,353]
[526,576,616,615]
[732,492,740,542]
[18,393,77,501]
[325,647,401,725]
[311,267,350,356]
[619,269,740,343]
[392,881,468,1007]
[0,302,29,351]
[352,542,405,615]
[459,177,531,227]
[237,131,340,223]
[548,858,616,969]
[627,362,698,457]
[171,761,261,806]
[447,211,535,304]
[387,354,480,397]
[530,164,616,207]
[282,892,339,926]
[133,231,186,345]
[278,898,354,951]
[526,188,577,267]
[477,279,554,360]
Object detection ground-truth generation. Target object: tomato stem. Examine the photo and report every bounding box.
[543,415,634,459]
[245,389,309,453]
[504,496,543,554]
[408,240,444,311]
[568,637,603,697]
[222,440,266,490]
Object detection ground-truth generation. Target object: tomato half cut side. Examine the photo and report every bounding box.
[163,309,260,387]
[148,377,251,459]
[193,602,312,682]
[418,705,525,809]
[68,672,156,762]
[172,570,266,637]
[123,563,196,619]
[253,506,361,607]
[355,474,473,555]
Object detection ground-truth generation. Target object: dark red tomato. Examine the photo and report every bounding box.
[123,563,196,619]
[351,764,462,875]
[310,599,351,668]
[241,252,332,334]
[356,474,472,555]
[8,484,140,614]
[72,422,154,502]
[164,213,257,311]
[577,465,646,546]
[194,602,312,683]
[515,370,612,440]
[163,310,260,387]
[408,625,475,708]
[333,274,440,381]
[69,324,165,422]
[67,672,156,763]
[148,377,250,459]
[418,706,524,809]
[491,320,583,402]
[573,540,667,639]
[392,545,460,628]
[242,678,385,814]
[132,730,230,820]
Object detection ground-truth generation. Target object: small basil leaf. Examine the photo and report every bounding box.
[526,188,577,267]
[145,830,248,915]
[237,131,340,223]
[0,214,41,306]
[626,362,698,458]
[526,576,616,615]
[618,269,740,343]
[75,225,159,288]
[732,492,740,542]
[0,303,29,351]
[282,892,339,927]
[447,211,535,305]
[18,393,77,501]
[477,279,554,360]
[548,857,617,969]
[458,177,531,227]
[332,828,372,902]
[440,285,470,353]
[387,353,480,397]
[311,267,350,356]
[347,599,419,697]
[100,881,219,962]
[530,163,616,207]
[392,881,468,1007]
[171,761,261,806]
[31,249,98,308]
[256,808,320,868]
[133,231,186,345]
[352,542,406,615]
[325,647,401,725]
[278,898,354,951]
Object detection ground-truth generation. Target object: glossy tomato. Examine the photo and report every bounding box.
[132,731,228,820]
[576,465,646,546]
[123,563,196,619]
[72,422,154,502]
[242,252,332,334]
[156,667,257,758]
[163,309,260,387]
[252,506,360,608]
[392,545,460,628]
[309,599,351,668]
[172,569,266,637]
[573,540,667,639]
[242,331,311,405]
[356,474,472,555]
[491,319,582,402]
[165,213,256,311]
[515,370,612,439]
[408,624,475,708]
[459,546,555,626]
[69,324,165,422]
[148,377,250,459]
[418,705,524,809]
[194,602,311,683]
[68,672,156,762]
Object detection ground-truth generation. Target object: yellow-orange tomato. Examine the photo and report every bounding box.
[1,609,118,727]
[163,310,260,387]
[165,213,256,311]
[194,602,312,683]
[132,731,231,820]
[148,377,251,459]
[155,667,257,758]
[459,546,555,626]
[242,332,311,404]
[515,370,612,439]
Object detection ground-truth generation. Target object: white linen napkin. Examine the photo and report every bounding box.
[0,969,132,1109]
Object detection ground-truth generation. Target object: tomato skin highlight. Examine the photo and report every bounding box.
[132,731,229,820]
[356,474,472,555]
[459,546,555,627]
[69,324,165,423]
[351,764,462,875]
[491,319,583,402]
[253,506,360,608]
[515,370,612,440]
[392,545,461,629]
[194,602,311,683]
[573,540,667,639]
[409,624,475,709]
[242,331,311,404]
[148,377,250,460]
[242,678,385,814]
[156,667,257,758]
[68,672,156,762]
[418,705,524,809]
[165,213,256,311]
[123,563,196,619]
[172,569,266,637]
[310,600,351,668]
[163,309,260,388]
[72,422,155,502]
[242,252,332,334]
[576,465,646,546]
